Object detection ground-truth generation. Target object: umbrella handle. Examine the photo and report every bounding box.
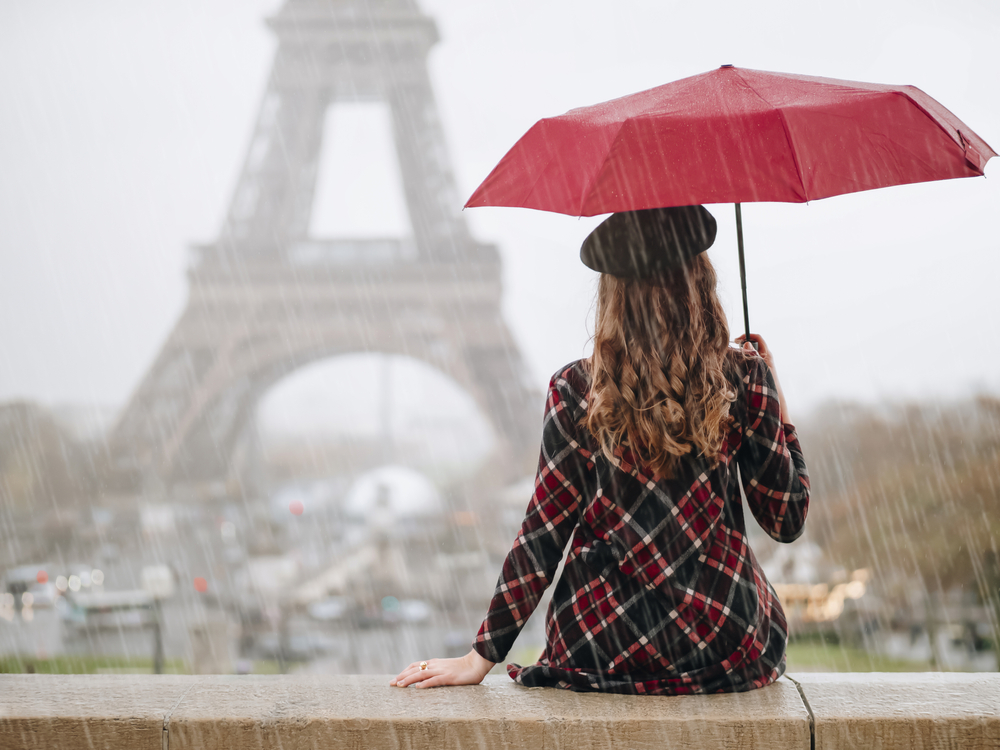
[735,203,756,350]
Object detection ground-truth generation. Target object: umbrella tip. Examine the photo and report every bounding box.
[720,64,734,68]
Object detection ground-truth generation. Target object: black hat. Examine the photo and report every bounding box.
[580,205,717,279]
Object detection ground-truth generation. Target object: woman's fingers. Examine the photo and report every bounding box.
[404,659,430,674]
[736,333,771,361]
[395,669,432,687]
[414,674,449,688]
[390,666,412,685]
[392,660,438,687]
[395,668,426,686]
[390,665,417,686]
[736,333,766,347]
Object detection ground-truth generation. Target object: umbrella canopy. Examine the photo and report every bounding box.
[465,66,994,341]
[466,66,994,216]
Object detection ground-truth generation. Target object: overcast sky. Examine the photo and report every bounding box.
[1,0,998,438]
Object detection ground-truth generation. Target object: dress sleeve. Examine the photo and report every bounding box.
[736,355,811,543]
[473,368,593,664]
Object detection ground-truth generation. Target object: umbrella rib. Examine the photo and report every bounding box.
[520,150,568,213]
[888,89,994,171]
[774,110,808,201]
[736,71,808,201]
[576,120,631,216]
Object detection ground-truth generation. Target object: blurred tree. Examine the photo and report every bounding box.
[800,395,1000,668]
[0,401,97,512]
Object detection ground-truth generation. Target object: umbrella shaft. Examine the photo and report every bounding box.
[735,204,751,345]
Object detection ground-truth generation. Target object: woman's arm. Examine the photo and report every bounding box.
[392,366,592,687]
[734,335,810,543]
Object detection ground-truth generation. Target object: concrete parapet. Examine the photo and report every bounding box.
[0,674,192,750]
[793,673,1000,750]
[0,672,997,750]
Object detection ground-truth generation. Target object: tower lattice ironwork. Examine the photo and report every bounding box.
[109,0,539,487]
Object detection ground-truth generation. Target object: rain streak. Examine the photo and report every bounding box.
[1,0,998,690]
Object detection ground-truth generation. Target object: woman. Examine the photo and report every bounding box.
[392,206,810,694]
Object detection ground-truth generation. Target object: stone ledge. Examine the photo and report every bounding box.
[793,673,1000,750]
[0,673,997,750]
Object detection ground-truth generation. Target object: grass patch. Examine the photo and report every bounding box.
[503,644,543,670]
[785,642,933,672]
[1,646,936,676]
[489,641,936,675]
[247,660,288,675]
[0,655,188,675]
[0,655,289,675]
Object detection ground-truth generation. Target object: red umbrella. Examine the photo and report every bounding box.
[466,66,995,339]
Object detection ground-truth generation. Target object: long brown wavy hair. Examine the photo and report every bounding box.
[584,254,737,478]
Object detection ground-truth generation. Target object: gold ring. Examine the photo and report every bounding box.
[419,661,428,670]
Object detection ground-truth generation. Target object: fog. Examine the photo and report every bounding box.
[1,0,998,414]
[0,0,998,682]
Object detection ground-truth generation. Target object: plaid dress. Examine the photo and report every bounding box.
[473,351,810,694]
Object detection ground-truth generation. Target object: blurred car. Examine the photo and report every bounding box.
[253,632,339,661]
[26,582,58,608]
[398,599,432,623]
[307,596,352,622]
[2,564,52,607]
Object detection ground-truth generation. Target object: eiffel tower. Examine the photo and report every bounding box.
[108,0,539,488]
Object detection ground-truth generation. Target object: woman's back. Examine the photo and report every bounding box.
[472,348,810,694]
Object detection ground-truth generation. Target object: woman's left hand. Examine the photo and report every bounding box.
[391,649,495,688]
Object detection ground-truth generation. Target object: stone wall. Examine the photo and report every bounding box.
[1,672,997,749]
